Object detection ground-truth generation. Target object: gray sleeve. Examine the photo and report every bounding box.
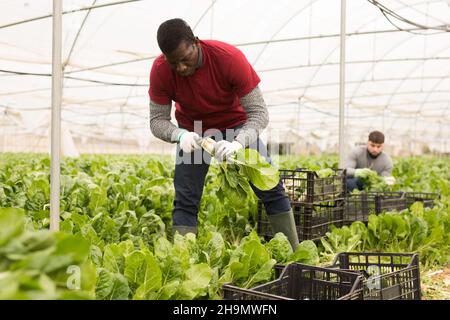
[149,100,184,143]
[380,155,394,177]
[345,148,358,177]
[234,86,269,147]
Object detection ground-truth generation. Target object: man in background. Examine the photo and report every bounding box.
[345,130,396,192]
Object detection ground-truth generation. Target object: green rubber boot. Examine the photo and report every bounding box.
[172,225,197,237]
[267,210,299,251]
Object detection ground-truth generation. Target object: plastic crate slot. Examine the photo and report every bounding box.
[222,263,364,300]
[330,252,421,300]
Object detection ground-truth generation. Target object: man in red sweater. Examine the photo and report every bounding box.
[149,18,298,250]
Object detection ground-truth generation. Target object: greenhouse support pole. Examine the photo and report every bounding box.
[50,0,62,231]
[338,0,346,169]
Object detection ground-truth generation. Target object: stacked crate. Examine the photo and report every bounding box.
[344,191,440,225]
[328,252,421,300]
[223,252,421,301]
[344,191,408,224]
[257,169,346,241]
[222,263,363,300]
[405,192,440,209]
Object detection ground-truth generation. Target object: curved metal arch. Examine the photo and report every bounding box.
[440,101,450,122]
[347,33,436,106]
[192,0,218,31]
[261,75,450,95]
[303,1,448,125]
[304,90,450,104]
[61,26,428,75]
[416,63,450,115]
[65,1,219,75]
[62,1,439,75]
[61,92,147,106]
[393,0,448,25]
[63,0,97,70]
[265,95,450,120]
[383,42,450,129]
[359,40,450,132]
[394,61,450,141]
[64,55,156,75]
[257,56,450,73]
[0,0,144,30]
[349,1,450,105]
[251,0,320,67]
[300,1,432,97]
[63,108,144,118]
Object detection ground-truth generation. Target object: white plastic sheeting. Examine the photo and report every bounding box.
[1,0,450,155]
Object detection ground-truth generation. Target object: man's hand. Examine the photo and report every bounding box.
[178,131,201,153]
[384,176,396,186]
[214,140,243,161]
[354,168,373,178]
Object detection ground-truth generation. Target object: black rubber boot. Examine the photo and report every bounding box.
[172,225,197,237]
[267,209,299,251]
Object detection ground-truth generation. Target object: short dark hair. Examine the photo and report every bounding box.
[368,131,385,144]
[157,18,196,54]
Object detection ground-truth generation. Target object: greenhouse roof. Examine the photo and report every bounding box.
[1,0,450,154]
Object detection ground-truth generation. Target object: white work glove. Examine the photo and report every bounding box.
[178,131,201,153]
[214,140,243,162]
[384,176,396,186]
[354,168,373,178]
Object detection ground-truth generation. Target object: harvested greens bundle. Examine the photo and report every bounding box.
[199,137,280,191]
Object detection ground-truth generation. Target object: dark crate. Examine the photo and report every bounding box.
[329,252,421,300]
[280,169,346,203]
[344,192,408,224]
[406,192,440,209]
[257,200,345,241]
[222,263,364,300]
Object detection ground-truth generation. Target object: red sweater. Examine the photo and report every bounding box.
[149,40,260,132]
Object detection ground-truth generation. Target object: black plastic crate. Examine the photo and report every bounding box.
[405,192,440,209]
[222,263,364,300]
[329,252,421,300]
[344,192,408,224]
[280,169,346,203]
[257,200,345,241]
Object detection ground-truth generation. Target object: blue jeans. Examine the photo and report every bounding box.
[346,177,364,193]
[172,126,291,227]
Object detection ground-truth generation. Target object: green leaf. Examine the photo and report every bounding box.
[205,232,226,267]
[177,263,212,299]
[233,149,279,190]
[242,259,275,288]
[124,250,162,297]
[156,280,180,300]
[90,245,103,267]
[266,232,293,263]
[225,231,273,287]
[79,259,97,293]
[289,240,319,265]
[95,268,130,300]
[53,233,90,263]
[10,247,55,271]
[102,244,126,274]
[0,208,25,246]
[124,251,146,287]
[154,237,172,260]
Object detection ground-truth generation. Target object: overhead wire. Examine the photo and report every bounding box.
[4,55,450,87]
[367,0,450,34]
[63,0,97,69]
[0,0,144,30]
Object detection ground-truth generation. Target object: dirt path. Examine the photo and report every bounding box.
[421,266,450,300]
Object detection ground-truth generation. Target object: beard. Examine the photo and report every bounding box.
[367,149,381,159]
